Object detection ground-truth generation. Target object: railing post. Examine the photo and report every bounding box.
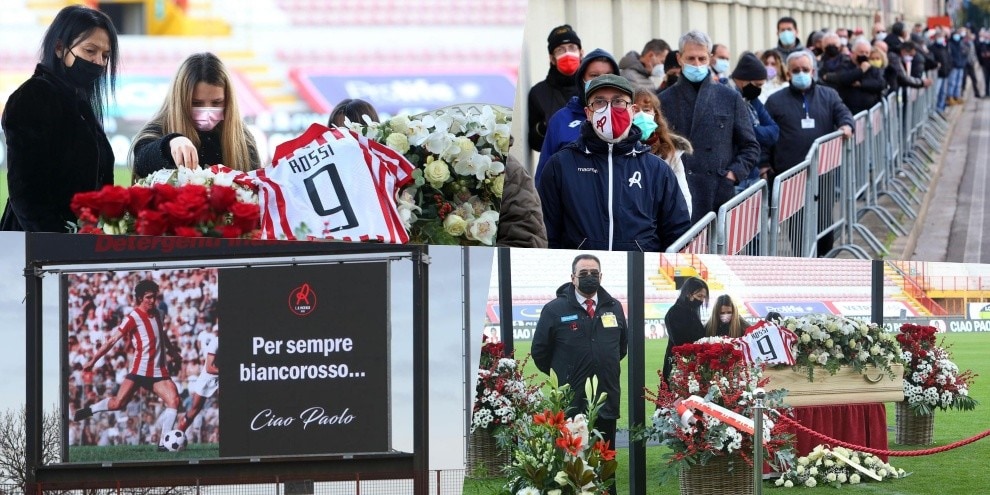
[752,387,766,495]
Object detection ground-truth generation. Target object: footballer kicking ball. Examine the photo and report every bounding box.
[161,430,187,452]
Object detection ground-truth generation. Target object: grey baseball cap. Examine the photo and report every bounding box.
[584,74,634,105]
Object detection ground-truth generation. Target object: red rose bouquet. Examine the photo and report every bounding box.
[897,323,978,415]
[71,166,261,238]
[642,337,794,482]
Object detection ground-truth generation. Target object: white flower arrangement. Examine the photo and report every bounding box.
[775,445,906,488]
[137,165,259,205]
[345,104,510,246]
[777,314,903,380]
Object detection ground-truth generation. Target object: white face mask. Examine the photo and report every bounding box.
[192,107,225,132]
[719,314,732,323]
[651,63,665,77]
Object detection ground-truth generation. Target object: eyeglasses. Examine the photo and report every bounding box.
[790,67,813,74]
[589,98,631,111]
[575,270,601,278]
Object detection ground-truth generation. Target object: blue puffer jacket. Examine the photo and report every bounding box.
[535,48,620,187]
[537,123,692,251]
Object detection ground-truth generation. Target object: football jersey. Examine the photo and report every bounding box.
[118,308,168,378]
[740,320,798,366]
[255,124,414,242]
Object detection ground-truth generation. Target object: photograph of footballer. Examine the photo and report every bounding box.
[65,269,220,460]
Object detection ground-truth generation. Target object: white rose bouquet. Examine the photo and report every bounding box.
[777,314,903,381]
[345,104,510,246]
[775,445,906,488]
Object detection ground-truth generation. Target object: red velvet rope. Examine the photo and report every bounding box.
[775,413,990,457]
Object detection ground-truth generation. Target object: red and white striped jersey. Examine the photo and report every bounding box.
[118,309,168,378]
[740,320,798,366]
[254,124,413,242]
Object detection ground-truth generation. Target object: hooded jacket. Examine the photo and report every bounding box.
[536,48,620,185]
[533,282,627,419]
[618,50,656,93]
[538,123,692,251]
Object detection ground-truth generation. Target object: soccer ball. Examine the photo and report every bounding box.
[161,430,187,452]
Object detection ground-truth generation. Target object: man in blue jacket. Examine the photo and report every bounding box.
[729,52,779,192]
[537,74,692,251]
[535,48,620,186]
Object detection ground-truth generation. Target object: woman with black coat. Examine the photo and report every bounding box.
[661,277,710,382]
[1,5,118,232]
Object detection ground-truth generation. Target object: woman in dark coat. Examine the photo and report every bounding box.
[1,5,118,232]
[661,277,709,382]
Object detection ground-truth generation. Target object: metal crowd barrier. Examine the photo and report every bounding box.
[714,179,768,255]
[808,131,869,258]
[768,159,811,257]
[664,211,716,253]
[662,74,947,258]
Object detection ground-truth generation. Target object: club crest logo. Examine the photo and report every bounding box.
[288,283,317,316]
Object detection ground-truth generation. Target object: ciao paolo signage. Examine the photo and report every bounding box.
[218,263,390,457]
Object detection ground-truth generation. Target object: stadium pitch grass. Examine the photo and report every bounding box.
[68,442,219,462]
[461,333,990,495]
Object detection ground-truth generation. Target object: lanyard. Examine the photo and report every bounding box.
[802,94,810,119]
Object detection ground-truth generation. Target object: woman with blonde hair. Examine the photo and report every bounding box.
[633,88,693,218]
[705,294,749,338]
[131,52,260,180]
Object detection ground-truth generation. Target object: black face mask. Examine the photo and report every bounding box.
[812,47,824,56]
[824,45,840,57]
[666,74,679,86]
[577,275,600,296]
[856,55,870,64]
[65,54,104,89]
[741,83,762,101]
[686,298,703,310]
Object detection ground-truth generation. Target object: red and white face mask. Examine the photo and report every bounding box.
[590,104,632,143]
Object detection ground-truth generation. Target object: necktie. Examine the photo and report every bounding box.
[585,299,595,319]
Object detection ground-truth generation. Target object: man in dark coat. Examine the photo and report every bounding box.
[820,38,887,115]
[766,50,854,256]
[770,16,805,61]
[533,253,627,486]
[527,24,583,152]
[929,29,952,111]
[538,74,692,251]
[659,29,760,222]
[729,52,779,190]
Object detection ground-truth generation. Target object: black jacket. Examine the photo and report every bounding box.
[662,301,706,382]
[930,42,952,78]
[527,67,579,152]
[533,282,628,419]
[132,123,261,179]
[1,64,114,232]
[820,57,886,115]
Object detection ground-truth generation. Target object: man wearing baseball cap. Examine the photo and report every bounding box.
[527,24,583,152]
[537,74,691,251]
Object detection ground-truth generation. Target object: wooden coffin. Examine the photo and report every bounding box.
[763,364,904,407]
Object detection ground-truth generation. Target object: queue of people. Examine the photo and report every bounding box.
[526,17,986,254]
